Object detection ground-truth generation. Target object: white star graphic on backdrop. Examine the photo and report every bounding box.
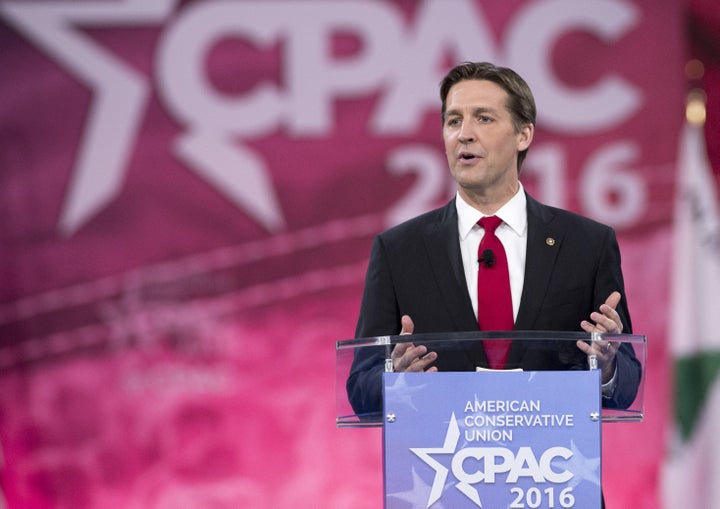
[0,0,284,234]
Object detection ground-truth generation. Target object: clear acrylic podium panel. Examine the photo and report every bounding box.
[336,331,646,428]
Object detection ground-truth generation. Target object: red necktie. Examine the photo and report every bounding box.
[477,216,513,369]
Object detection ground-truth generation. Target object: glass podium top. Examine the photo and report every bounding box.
[336,331,646,428]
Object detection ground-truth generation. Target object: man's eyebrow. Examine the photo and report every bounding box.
[471,106,499,115]
[444,108,460,119]
[445,106,499,117]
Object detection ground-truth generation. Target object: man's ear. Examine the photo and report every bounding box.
[517,123,534,151]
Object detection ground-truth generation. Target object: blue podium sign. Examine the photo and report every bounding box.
[382,371,602,509]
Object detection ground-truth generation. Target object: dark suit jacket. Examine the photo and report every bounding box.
[347,193,641,414]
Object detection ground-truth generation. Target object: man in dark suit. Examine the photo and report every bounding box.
[347,62,641,417]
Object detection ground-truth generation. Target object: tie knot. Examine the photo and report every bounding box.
[478,215,503,234]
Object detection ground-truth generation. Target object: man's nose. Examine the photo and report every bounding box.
[458,121,476,143]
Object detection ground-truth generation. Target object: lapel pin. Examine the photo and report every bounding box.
[546,237,555,246]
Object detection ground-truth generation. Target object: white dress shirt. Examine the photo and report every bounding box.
[456,186,618,395]
[456,184,527,323]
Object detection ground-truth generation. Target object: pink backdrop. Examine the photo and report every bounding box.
[0,0,695,507]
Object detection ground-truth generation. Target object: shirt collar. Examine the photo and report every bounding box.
[456,183,528,240]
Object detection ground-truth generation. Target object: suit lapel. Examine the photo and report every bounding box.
[422,200,479,332]
[423,200,488,367]
[515,194,563,330]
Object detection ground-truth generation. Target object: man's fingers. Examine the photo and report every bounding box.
[395,315,438,372]
[604,291,621,310]
[392,342,437,372]
[392,342,413,358]
[409,350,437,371]
[576,339,616,359]
[580,292,624,334]
[400,315,415,335]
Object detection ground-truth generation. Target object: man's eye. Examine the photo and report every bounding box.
[447,118,461,127]
[479,116,492,123]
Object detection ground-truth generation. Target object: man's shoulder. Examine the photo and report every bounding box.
[527,193,614,234]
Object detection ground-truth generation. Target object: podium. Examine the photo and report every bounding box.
[336,331,646,508]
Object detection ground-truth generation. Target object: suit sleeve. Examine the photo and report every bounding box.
[594,226,632,333]
[346,235,400,415]
[595,227,642,409]
[355,235,402,339]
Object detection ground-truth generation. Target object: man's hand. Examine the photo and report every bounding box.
[392,315,438,372]
[580,291,624,335]
[577,291,623,383]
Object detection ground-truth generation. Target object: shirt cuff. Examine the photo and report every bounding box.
[601,366,618,399]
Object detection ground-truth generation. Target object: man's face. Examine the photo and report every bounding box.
[442,79,532,201]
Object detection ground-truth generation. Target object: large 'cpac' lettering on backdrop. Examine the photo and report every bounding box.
[1,0,642,234]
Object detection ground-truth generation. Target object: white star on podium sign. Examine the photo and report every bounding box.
[409,413,473,507]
